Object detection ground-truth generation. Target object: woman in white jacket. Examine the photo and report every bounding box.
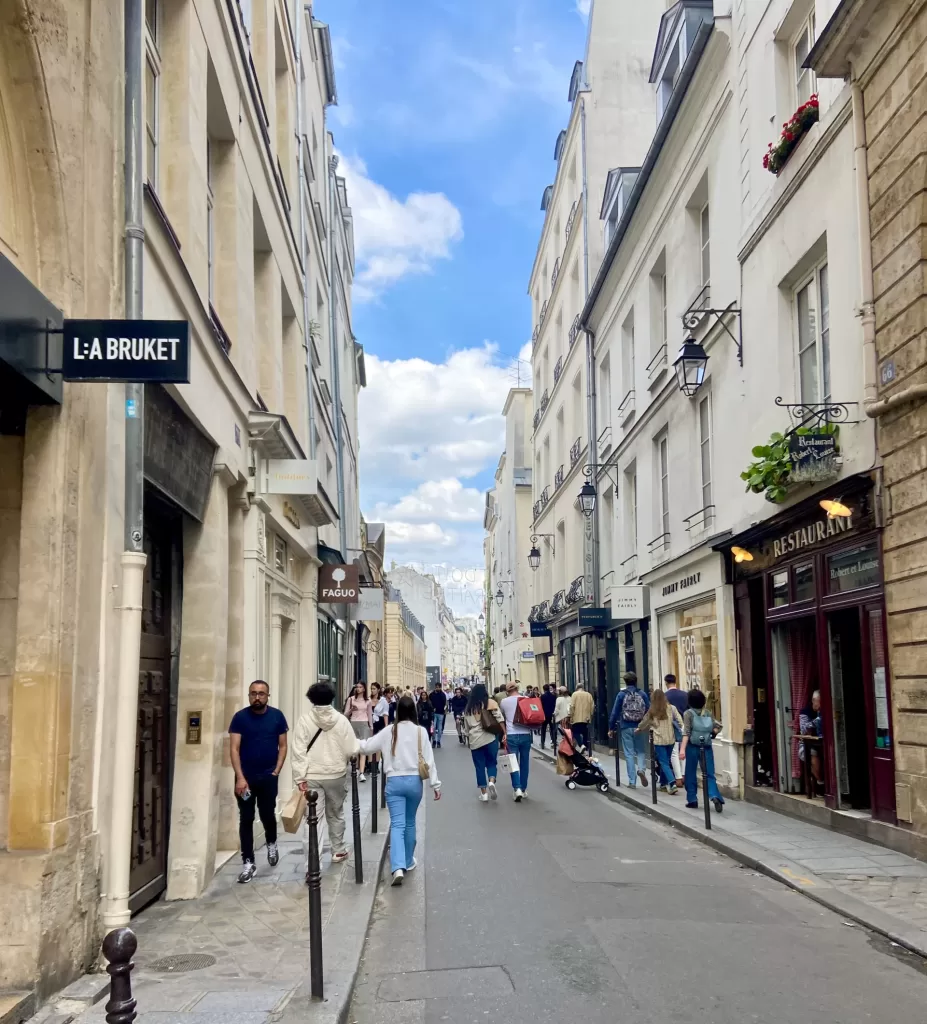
[359,694,441,886]
[292,682,361,863]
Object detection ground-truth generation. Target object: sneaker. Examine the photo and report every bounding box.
[637,770,648,787]
[713,798,724,813]
[668,785,678,795]
[237,860,256,884]
[514,789,524,803]
[407,858,418,872]
[391,869,404,886]
[487,780,497,801]
[686,802,699,809]
[479,792,489,802]
[359,773,367,783]
[332,850,349,862]
[267,842,279,867]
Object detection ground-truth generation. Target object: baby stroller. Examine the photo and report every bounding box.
[559,726,610,793]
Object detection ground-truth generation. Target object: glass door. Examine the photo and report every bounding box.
[865,604,896,823]
[770,625,794,794]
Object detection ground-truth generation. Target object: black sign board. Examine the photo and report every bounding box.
[62,319,190,382]
[578,606,611,629]
[789,432,837,468]
[529,621,552,637]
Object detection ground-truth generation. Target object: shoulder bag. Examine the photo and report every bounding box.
[480,706,504,736]
[416,727,431,780]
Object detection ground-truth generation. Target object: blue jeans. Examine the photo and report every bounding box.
[432,713,445,743]
[654,744,676,787]
[385,775,423,873]
[470,740,499,788]
[572,722,590,749]
[620,728,648,784]
[506,733,533,792]
[685,745,724,804]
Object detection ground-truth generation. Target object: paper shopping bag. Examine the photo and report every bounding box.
[281,787,307,833]
[499,751,519,775]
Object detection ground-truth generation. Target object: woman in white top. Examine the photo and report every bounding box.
[371,683,390,734]
[360,694,441,886]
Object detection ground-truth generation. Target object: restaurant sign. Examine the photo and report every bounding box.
[789,432,838,483]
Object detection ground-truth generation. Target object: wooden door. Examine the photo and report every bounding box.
[863,603,896,823]
[129,511,175,911]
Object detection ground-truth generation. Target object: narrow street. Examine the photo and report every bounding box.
[351,742,927,1024]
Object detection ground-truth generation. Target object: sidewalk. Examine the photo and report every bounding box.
[534,745,927,958]
[41,782,387,1024]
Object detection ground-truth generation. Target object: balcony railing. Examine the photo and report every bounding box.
[533,499,543,520]
[540,485,551,507]
[618,389,636,426]
[570,436,582,468]
[554,464,564,490]
[551,257,561,288]
[540,299,549,324]
[540,388,550,412]
[621,553,639,584]
[684,505,716,533]
[647,344,668,387]
[569,315,581,348]
[565,199,578,242]
[647,532,671,557]
[682,282,712,330]
[553,355,564,385]
[550,590,566,615]
[533,409,541,431]
[567,575,585,604]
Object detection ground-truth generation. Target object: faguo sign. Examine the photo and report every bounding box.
[318,563,359,604]
[62,319,190,382]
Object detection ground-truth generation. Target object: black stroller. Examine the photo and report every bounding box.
[559,726,610,793]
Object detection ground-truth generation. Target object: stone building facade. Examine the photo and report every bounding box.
[810,0,927,835]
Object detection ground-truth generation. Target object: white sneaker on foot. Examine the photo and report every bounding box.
[514,789,524,802]
[359,773,367,782]
[487,780,497,801]
[479,792,489,802]
[391,869,404,886]
[407,858,417,872]
[266,841,279,867]
[237,860,256,883]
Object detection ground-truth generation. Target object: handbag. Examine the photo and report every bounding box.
[416,728,431,780]
[480,707,504,736]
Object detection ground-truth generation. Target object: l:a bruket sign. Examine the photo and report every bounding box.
[62,319,190,382]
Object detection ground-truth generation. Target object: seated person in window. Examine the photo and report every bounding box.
[799,689,824,788]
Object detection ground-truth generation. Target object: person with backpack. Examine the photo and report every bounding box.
[635,688,684,795]
[608,671,651,787]
[679,688,724,812]
[499,680,535,801]
[569,682,594,750]
[463,683,505,801]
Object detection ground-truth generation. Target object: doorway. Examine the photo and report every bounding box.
[828,608,871,811]
[130,499,181,912]
[769,618,818,795]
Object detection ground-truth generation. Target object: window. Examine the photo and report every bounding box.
[770,570,789,608]
[207,140,216,304]
[273,535,287,575]
[144,3,160,189]
[621,310,635,398]
[624,466,638,552]
[698,393,712,513]
[699,202,710,296]
[599,356,611,428]
[145,0,159,43]
[660,271,668,349]
[797,262,831,405]
[657,434,670,540]
[793,12,816,106]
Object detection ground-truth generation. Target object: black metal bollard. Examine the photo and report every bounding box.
[370,755,378,834]
[350,757,364,883]
[650,732,658,805]
[613,734,622,788]
[102,928,137,1024]
[306,791,324,1000]
[700,747,712,830]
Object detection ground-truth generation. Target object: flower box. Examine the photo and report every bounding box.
[764,95,819,175]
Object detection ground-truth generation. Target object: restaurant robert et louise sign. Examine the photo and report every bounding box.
[62,319,190,383]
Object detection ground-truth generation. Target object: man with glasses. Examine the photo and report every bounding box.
[229,680,289,883]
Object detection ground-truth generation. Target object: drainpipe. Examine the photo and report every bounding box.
[102,0,147,932]
[853,80,927,418]
[325,147,347,559]
[296,6,318,457]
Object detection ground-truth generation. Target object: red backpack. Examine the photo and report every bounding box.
[515,696,546,727]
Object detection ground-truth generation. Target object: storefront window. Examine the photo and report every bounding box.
[677,599,721,725]
[770,571,789,607]
[827,542,880,594]
[869,609,891,750]
[793,561,814,602]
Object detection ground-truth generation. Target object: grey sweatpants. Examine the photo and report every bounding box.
[309,775,348,855]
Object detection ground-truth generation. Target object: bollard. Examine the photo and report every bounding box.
[306,791,324,1000]
[614,736,622,788]
[650,732,658,805]
[102,928,137,1024]
[700,747,712,830]
[370,755,378,834]
[350,757,364,883]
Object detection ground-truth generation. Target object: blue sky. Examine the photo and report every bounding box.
[314,0,589,613]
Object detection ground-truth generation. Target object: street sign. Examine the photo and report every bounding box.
[578,606,610,628]
[353,586,384,621]
[62,319,190,382]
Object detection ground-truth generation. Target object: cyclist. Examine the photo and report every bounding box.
[449,686,469,744]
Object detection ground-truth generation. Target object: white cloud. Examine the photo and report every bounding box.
[576,0,592,17]
[381,521,458,549]
[373,479,484,523]
[338,153,463,301]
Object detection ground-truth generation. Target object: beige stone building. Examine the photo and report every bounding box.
[0,0,363,998]
[808,0,927,836]
[384,587,427,694]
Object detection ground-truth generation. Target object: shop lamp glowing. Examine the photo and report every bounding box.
[820,498,852,519]
[731,546,753,563]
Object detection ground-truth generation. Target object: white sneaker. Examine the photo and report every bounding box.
[479,792,489,802]
[514,789,524,802]
[359,773,367,783]
[237,860,256,884]
[487,780,497,801]
[391,869,404,886]
[266,841,279,867]
[407,857,418,872]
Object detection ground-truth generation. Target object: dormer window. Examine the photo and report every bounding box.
[554,130,567,162]
[600,167,640,246]
[568,60,584,102]
[649,1,714,122]
[541,185,553,212]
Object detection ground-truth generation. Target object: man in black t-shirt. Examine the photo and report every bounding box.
[229,680,289,883]
[429,684,448,748]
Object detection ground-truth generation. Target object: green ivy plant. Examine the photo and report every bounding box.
[741,423,839,504]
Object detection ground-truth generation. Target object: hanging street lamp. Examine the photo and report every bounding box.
[673,337,709,397]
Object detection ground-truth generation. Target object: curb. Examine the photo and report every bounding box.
[533,747,927,960]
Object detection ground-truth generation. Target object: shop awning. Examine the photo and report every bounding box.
[318,543,347,566]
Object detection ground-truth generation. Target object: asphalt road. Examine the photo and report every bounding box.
[349,736,927,1024]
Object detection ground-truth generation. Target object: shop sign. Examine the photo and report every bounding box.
[578,606,610,628]
[661,572,701,598]
[789,433,838,483]
[282,500,301,531]
[353,586,384,621]
[530,621,552,637]
[520,650,535,660]
[772,513,852,560]
[609,585,647,619]
[62,319,190,382]
[318,563,359,603]
[265,459,318,495]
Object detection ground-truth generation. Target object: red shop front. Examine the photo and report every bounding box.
[727,475,895,824]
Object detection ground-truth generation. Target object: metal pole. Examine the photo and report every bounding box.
[700,747,712,830]
[326,150,348,558]
[370,754,378,834]
[306,792,323,1000]
[614,733,621,787]
[350,757,363,883]
[381,748,387,808]
[102,927,137,1024]
[650,732,658,805]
